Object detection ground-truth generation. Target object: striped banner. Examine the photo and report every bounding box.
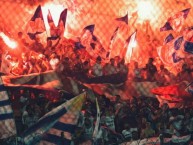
[0,77,16,139]
[21,92,86,145]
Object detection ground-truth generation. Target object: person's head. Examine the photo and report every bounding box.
[148,58,154,64]
[18,32,23,38]
[160,64,165,71]
[96,56,102,63]
[146,122,151,128]
[115,95,121,102]
[182,63,188,71]
[110,58,115,65]
[134,61,138,68]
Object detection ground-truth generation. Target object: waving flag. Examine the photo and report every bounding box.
[47,9,58,40]
[92,98,101,140]
[56,8,68,38]
[116,13,128,24]
[0,77,16,139]
[157,35,185,68]
[160,8,191,32]
[47,9,68,40]
[107,27,120,58]
[80,24,107,59]
[21,92,86,145]
[120,31,137,63]
[109,27,119,48]
[164,33,174,44]
[27,5,46,40]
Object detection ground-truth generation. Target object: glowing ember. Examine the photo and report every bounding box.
[0,32,17,49]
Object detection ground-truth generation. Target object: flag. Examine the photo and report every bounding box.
[157,36,185,67]
[47,9,58,40]
[164,33,174,44]
[21,92,86,145]
[160,22,173,31]
[47,9,67,40]
[107,32,115,57]
[116,13,128,24]
[82,24,95,35]
[74,41,85,50]
[92,98,101,140]
[174,36,183,50]
[1,70,63,90]
[80,24,107,59]
[0,77,16,139]
[109,27,119,49]
[27,5,46,40]
[57,9,68,28]
[160,8,191,32]
[120,31,137,63]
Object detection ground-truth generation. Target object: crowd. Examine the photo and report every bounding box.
[3,87,193,145]
[0,31,193,145]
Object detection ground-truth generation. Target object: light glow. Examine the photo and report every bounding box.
[137,1,154,20]
[0,32,17,49]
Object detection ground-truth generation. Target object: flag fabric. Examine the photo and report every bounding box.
[151,81,193,108]
[47,9,67,40]
[116,13,128,24]
[1,70,63,90]
[57,9,68,28]
[160,8,191,32]
[183,28,193,53]
[80,24,107,59]
[164,33,174,44]
[92,98,101,140]
[160,22,173,31]
[108,27,119,57]
[120,31,137,63]
[82,24,95,35]
[27,5,46,40]
[121,135,191,145]
[0,77,16,139]
[157,36,185,67]
[21,92,86,145]
[47,9,58,40]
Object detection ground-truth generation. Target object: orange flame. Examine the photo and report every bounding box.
[0,32,17,49]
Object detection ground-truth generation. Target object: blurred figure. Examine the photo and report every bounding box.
[49,52,60,70]
[91,56,103,77]
[145,58,157,81]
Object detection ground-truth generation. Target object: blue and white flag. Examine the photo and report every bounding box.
[21,92,86,145]
[0,77,16,139]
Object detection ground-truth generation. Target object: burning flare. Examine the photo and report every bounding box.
[0,32,17,49]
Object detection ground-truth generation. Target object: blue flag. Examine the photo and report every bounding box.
[83,24,95,35]
[174,36,183,50]
[165,33,174,44]
[27,5,46,40]
[116,13,128,24]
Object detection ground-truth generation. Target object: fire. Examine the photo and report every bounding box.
[0,32,17,49]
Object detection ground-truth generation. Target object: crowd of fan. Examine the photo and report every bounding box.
[0,32,129,79]
[1,32,193,145]
[4,87,193,145]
